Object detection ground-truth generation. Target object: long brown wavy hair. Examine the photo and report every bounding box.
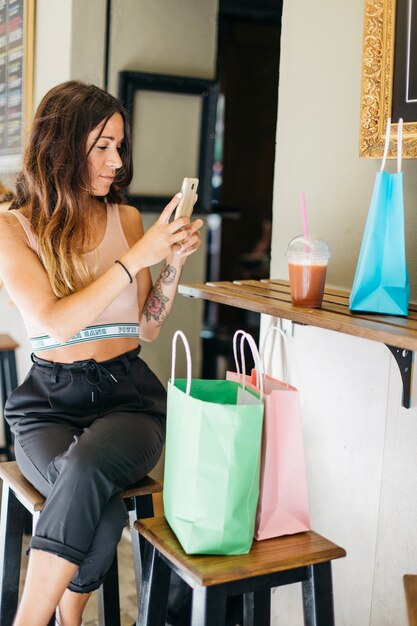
[11,81,133,297]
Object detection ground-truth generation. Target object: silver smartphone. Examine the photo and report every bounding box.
[174,177,199,220]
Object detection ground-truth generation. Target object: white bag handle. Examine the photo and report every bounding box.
[260,324,290,386]
[232,329,247,376]
[241,332,264,399]
[380,117,403,173]
[232,330,264,399]
[398,117,403,173]
[171,330,192,395]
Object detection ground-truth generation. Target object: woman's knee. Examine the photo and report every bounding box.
[48,438,116,485]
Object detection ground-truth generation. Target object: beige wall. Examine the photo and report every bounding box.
[34,0,107,107]
[0,0,109,392]
[0,1,218,457]
[268,1,417,624]
[107,0,218,385]
[107,0,218,95]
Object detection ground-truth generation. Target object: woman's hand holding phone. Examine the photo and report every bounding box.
[134,178,202,268]
[174,177,199,220]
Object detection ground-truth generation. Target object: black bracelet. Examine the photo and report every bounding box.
[115,259,133,283]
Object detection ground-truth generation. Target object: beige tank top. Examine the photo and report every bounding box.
[10,203,140,350]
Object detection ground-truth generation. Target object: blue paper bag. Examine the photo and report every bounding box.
[350,119,409,316]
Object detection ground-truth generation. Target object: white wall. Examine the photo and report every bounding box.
[268,1,417,624]
[271,0,417,294]
[33,0,73,106]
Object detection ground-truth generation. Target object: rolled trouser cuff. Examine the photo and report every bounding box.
[67,576,106,594]
[30,536,85,566]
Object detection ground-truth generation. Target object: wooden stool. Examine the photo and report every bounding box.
[0,460,162,626]
[0,335,19,461]
[135,516,346,626]
[404,575,417,626]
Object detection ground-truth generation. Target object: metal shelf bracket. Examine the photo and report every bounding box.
[386,345,414,409]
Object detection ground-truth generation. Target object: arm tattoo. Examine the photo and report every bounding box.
[143,264,177,323]
[160,263,177,285]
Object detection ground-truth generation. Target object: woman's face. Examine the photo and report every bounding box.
[86,112,124,196]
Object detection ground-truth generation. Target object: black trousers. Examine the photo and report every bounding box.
[4,346,166,593]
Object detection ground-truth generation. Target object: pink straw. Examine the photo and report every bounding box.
[301,192,309,239]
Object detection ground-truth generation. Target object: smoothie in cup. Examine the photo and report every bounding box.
[286,236,331,308]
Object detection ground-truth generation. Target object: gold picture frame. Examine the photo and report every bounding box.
[360,0,417,158]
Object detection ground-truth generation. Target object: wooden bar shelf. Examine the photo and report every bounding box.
[178,278,416,408]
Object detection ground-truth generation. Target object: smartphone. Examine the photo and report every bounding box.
[174,177,199,220]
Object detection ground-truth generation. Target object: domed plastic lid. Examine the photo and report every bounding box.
[286,235,331,260]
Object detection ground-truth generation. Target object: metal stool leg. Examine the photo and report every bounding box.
[98,551,121,626]
[0,482,26,626]
[131,493,156,626]
[191,586,228,626]
[138,542,170,626]
[0,350,18,460]
[98,491,156,626]
[302,562,335,626]
[243,588,271,626]
[132,493,154,586]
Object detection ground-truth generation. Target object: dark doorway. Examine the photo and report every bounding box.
[202,0,283,378]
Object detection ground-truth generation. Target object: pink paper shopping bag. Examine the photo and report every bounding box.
[253,326,310,540]
[254,371,310,539]
[227,328,310,540]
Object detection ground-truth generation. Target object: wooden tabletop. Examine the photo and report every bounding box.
[178,279,417,351]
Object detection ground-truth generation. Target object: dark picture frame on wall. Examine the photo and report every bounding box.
[392,0,417,123]
[118,70,219,212]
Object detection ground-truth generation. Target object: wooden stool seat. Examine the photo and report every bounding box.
[404,574,417,626]
[0,460,162,626]
[135,516,346,626]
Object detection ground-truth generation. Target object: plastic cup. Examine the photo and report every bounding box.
[286,235,331,308]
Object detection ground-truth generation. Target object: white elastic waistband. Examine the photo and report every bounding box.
[31,323,140,351]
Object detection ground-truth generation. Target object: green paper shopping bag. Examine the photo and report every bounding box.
[163,330,264,555]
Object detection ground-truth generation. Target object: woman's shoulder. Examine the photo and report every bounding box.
[0,208,23,231]
[0,208,34,245]
[0,212,33,266]
[117,203,142,221]
[117,203,144,237]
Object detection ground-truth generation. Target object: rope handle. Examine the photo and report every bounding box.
[232,329,247,376]
[260,324,290,385]
[232,330,264,399]
[380,117,403,173]
[170,330,192,395]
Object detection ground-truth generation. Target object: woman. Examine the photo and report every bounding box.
[0,80,203,626]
